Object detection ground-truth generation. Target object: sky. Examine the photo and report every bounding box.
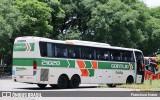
[142,0,160,8]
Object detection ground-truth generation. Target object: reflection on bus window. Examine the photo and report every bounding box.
[96,49,109,60]
[56,45,67,58]
[82,48,95,59]
[68,46,80,58]
[122,51,134,62]
[47,43,54,57]
[110,50,121,61]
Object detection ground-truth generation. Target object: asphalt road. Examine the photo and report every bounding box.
[0,79,139,91]
[0,79,159,100]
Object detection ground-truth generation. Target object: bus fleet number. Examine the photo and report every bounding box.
[42,60,60,66]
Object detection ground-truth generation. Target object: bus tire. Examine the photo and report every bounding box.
[126,76,134,84]
[107,84,116,87]
[37,84,47,89]
[50,84,58,88]
[57,75,69,89]
[69,75,80,88]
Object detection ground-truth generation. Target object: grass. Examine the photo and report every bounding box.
[116,80,160,91]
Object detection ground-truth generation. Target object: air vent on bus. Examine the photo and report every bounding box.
[40,69,49,81]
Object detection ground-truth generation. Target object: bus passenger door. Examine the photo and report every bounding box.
[135,52,145,83]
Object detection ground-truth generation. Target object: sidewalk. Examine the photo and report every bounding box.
[0,75,12,80]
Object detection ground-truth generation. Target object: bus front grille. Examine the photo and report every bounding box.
[40,69,49,81]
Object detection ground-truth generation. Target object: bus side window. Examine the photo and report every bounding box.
[110,50,121,61]
[47,43,54,57]
[68,46,80,59]
[103,53,109,60]
[121,51,134,62]
[127,52,134,62]
[39,42,47,57]
[82,47,95,60]
[55,44,68,58]
[122,51,127,62]
[96,49,109,60]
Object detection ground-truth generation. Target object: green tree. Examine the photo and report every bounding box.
[58,28,82,40]
[39,0,65,38]
[0,0,23,61]
[16,0,52,37]
[87,0,150,48]
[58,0,160,56]
[140,7,160,55]
[59,0,92,39]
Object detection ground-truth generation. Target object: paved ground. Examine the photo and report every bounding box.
[0,79,139,91]
[0,79,159,100]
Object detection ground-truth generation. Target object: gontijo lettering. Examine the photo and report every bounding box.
[111,64,129,69]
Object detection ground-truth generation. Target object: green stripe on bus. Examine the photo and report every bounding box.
[13,58,75,68]
[13,58,135,70]
[37,59,68,68]
[13,58,35,66]
[98,62,110,69]
[30,43,35,51]
[68,60,75,68]
[13,43,35,51]
[88,69,94,77]
[85,61,92,68]
[98,62,135,70]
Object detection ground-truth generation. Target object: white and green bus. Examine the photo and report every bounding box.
[12,36,145,88]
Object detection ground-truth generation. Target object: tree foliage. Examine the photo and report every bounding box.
[0,0,23,60]
[58,0,160,55]
[1,0,160,65]
[16,0,52,37]
[58,28,82,40]
[141,7,160,55]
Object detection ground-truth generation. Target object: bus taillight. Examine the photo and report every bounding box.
[33,60,37,69]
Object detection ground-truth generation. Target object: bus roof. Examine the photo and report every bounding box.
[15,36,142,52]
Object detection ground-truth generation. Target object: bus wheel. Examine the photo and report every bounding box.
[126,76,134,84]
[57,75,68,89]
[37,84,47,89]
[107,84,116,87]
[50,84,58,88]
[69,75,80,88]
